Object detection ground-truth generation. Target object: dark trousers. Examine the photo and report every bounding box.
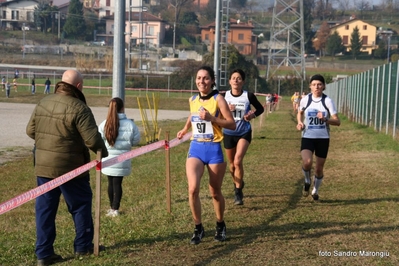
[44,85,50,94]
[35,175,93,259]
[107,176,123,210]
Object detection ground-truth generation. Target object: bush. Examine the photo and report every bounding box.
[391,53,399,62]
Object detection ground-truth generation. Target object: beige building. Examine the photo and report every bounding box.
[84,0,157,18]
[329,18,377,55]
[103,11,165,48]
[0,0,38,29]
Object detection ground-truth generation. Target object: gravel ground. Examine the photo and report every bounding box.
[0,102,188,164]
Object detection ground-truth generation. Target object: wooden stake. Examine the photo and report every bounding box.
[93,150,102,256]
[165,132,171,213]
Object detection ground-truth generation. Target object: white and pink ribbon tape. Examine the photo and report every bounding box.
[0,160,98,215]
[0,132,192,215]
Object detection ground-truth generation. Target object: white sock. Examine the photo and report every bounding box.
[302,168,311,184]
[312,176,323,194]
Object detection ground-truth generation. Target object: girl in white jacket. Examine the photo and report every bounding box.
[99,97,141,217]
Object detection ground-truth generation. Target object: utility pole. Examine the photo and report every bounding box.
[112,0,126,101]
[387,34,391,63]
[57,11,60,39]
[172,3,177,58]
[22,23,26,59]
[173,20,176,57]
[213,0,221,90]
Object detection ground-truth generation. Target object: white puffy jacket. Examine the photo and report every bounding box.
[98,113,141,176]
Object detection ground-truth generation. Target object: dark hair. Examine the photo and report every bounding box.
[197,66,216,89]
[310,74,325,85]
[104,97,124,146]
[230,69,246,81]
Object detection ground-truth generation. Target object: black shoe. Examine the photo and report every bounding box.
[303,183,310,197]
[312,193,319,201]
[214,223,226,242]
[234,188,244,205]
[75,245,105,258]
[37,254,63,266]
[233,181,245,190]
[190,225,205,245]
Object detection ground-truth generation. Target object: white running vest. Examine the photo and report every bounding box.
[299,95,337,139]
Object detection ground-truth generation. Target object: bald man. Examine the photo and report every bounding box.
[62,69,83,90]
[27,69,108,265]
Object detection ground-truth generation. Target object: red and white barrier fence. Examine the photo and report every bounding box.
[0,132,192,215]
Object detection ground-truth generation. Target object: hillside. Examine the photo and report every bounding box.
[0,29,384,75]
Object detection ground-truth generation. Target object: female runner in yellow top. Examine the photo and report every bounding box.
[177,66,235,245]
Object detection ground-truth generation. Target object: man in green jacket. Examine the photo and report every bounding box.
[26,69,108,266]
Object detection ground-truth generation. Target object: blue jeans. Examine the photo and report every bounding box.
[35,175,94,259]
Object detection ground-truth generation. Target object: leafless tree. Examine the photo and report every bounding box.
[353,0,370,18]
[313,21,330,57]
[167,0,194,25]
[253,0,273,17]
[167,0,194,54]
[314,0,336,20]
[336,0,352,17]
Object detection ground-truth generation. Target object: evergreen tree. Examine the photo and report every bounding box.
[350,26,363,60]
[374,40,387,59]
[34,3,59,34]
[63,0,86,40]
[84,10,98,42]
[326,31,345,58]
[180,11,199,26]
[202,45,267,92]
[204,1,217,21]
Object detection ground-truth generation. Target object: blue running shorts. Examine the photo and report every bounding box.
[188,141,224,165]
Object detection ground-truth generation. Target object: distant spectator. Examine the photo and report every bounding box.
[44,78,51,94]
[5,81,11,98]
[291,92,300,114]
[271,93,281,112]
[265,93,272,112]
[14,69,19,79]
[1,76,5,92]
[31,78,36,94]
[13,78,17,92]
[270,93,276,112]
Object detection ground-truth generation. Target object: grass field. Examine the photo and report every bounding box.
[0,86,190,110]
[1,99,399,265]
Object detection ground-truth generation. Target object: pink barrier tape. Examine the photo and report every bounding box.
[0,160,98,215]
[0,132,193,215]
[101,140,165,168]
[102,132,192,168]
[169,132,192,148]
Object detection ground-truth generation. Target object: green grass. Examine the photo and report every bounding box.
[1,100,399,265]
[0,86,191,110]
